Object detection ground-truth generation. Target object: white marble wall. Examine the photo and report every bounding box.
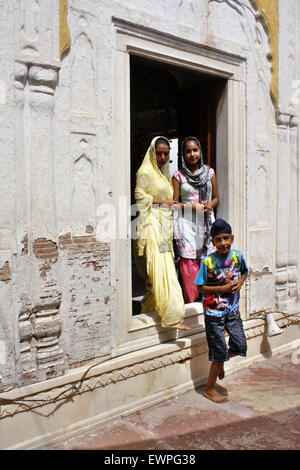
[276,0,299,312]
[0,0,299,393]
[208,0,278,315]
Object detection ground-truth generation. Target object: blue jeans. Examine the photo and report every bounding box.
[204,311,247,362]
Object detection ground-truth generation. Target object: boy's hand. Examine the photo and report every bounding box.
[220,280,243,294]
[231,279,244,293]
[221,283,235,294]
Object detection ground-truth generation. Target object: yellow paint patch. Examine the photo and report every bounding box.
[255,0,279,108]
[60,0,71,58]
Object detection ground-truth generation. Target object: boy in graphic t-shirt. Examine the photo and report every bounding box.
[195,218,248,403]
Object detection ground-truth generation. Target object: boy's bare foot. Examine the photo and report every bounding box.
[203,387,229,404]
[176,323,191,330]
[218,364,225,380]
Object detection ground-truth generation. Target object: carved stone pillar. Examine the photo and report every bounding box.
[28,65,58,239]
[12,1,67,386]
[15,63,67,384]
[32,288,65,378]
[276,113,299,312]
[14,61,28,237]
[18,311,36,382]
[14,63,37,382]
[26,65,67,381]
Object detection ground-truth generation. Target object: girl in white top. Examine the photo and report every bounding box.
[172,136,219,303]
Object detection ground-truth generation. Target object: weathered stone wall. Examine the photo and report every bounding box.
[0,0,299,395]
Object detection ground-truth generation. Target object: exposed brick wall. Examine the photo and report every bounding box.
[17,228,112,380]
[58,230,111,368]
[33,238,58,260]
[0,261,11,283]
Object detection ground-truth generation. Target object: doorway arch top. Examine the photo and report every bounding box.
[114,17,246,82]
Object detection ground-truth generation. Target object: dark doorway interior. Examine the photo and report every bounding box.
[130,54,226,312]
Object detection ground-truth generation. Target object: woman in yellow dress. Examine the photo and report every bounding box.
[134,136,190,330]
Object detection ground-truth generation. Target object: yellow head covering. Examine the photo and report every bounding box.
[137,136,172,183]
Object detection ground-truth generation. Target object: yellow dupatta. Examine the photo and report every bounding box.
[134,137,185,328]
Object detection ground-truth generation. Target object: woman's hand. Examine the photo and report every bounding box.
[153,199,179,209]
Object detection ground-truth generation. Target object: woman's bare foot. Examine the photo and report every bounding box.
[218,364,225,380]
[176,323,191,330]
[203,387,229,403]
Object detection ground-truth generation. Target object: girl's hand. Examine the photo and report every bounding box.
[204,204,212,216]
[200,201,212,215]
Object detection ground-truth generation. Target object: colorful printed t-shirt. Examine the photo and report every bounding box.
[194,249,248,317]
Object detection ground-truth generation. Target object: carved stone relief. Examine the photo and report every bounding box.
[177,0,197,28]
[68,7,98,230]
[18,310,36,380]
[71,33,95,115]
[208,0,277,108]
[276,266,298,312]
[275,111,299,311]
[287,50,296,115]
[72,154,96,232]
[17,0,58,64]
[278,0,297,114]
[254,78,273,228]
[19,0,41,56]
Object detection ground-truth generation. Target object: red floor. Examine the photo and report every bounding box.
[41,347,300,450]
